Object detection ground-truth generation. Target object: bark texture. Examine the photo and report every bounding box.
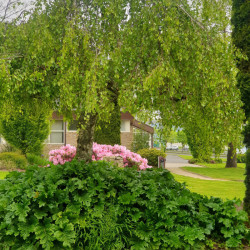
[225,142,237,168]
[76,113,97,163]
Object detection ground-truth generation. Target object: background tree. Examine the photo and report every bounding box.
[0,100,51,156]
[231,0,250,213]
[0,0,244,162]
[167,130,177,147]
[176,130,188,150]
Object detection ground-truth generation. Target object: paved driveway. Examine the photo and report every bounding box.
[165,154,228,181]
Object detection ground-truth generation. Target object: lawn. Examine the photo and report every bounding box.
[178,155,193,160]
[178,154,246,181]
[0,171,8,179]
[178,155,228,163]
[173,174,245,200]
[182,166,245,181]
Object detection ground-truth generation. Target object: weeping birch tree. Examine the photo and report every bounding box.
[0,0,244,162]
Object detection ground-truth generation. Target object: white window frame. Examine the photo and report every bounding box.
[121,120,130,132]
[47,120,65,144]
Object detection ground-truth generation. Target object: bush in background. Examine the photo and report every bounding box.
[0,142,16,153]
[237,154,246,163]
[132,129,150,152]
[26,153,50,167]
[0,101,50,156]
[0,161,248,249]
[94,104,121,145]
[0,152,27,170]
[137,148,166,167]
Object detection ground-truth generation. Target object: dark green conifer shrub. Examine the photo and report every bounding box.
[0,161,248,249]
[94,105,121,145]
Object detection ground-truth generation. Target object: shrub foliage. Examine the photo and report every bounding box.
[94,105,121,146]
[0,102,50,156]
[137,148,166,167]
[0,152,27,170]
[237,154,246,163]
[132,129,150,152]
[0,161,248,249]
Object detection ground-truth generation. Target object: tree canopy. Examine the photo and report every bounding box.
[0,0,244,161]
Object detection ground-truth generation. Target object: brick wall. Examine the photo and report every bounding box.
[66,132,77,146]
[120,129,134,150]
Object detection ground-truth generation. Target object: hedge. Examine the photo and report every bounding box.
[0,160,248,249]
[137,148,166,167]
[0,152,27,170]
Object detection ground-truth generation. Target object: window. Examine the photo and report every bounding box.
[121,120,130,132]
[48,120,64,143]
[68,120,78,131]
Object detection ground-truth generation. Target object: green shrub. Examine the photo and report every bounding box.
[26,153,50,166]
[188,158,198,164]
[137,148,166,167]
[0,161,248,249]
[132,129,150,152]
[0,142,16,153]
[94,104,121,145]
[237,154,246,163]
[0,152,27,170]
[0,101,50,156]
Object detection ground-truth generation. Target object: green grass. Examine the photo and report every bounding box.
[173,174,245,200]
[178,155,227,163]
[182,167,245,181]
[0,171,8,180]
[197,162,245,169]
[178,155,193,160]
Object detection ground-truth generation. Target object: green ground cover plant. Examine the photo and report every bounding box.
[173,174,245,200]
[0,161,248,249]
[182,167,245,181]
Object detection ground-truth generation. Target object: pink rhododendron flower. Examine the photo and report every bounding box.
[49,144,76,165]
[49,143,152,170]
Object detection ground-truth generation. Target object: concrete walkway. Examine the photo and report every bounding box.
[165,154,228,181]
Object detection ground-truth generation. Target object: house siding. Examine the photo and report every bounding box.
[42,112,153,156]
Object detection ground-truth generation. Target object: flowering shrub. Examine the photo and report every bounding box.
[49,143,152,170]
[92,143,151,170]
[49,144,76,165]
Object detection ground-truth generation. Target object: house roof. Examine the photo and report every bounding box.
[52,111,154,134]
[121,112,154,134]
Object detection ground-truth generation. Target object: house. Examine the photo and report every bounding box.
[43,111,154,155]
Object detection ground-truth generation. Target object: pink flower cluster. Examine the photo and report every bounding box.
[92,143,152,170]
[49,144,76,165]
[48,143,152,170]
